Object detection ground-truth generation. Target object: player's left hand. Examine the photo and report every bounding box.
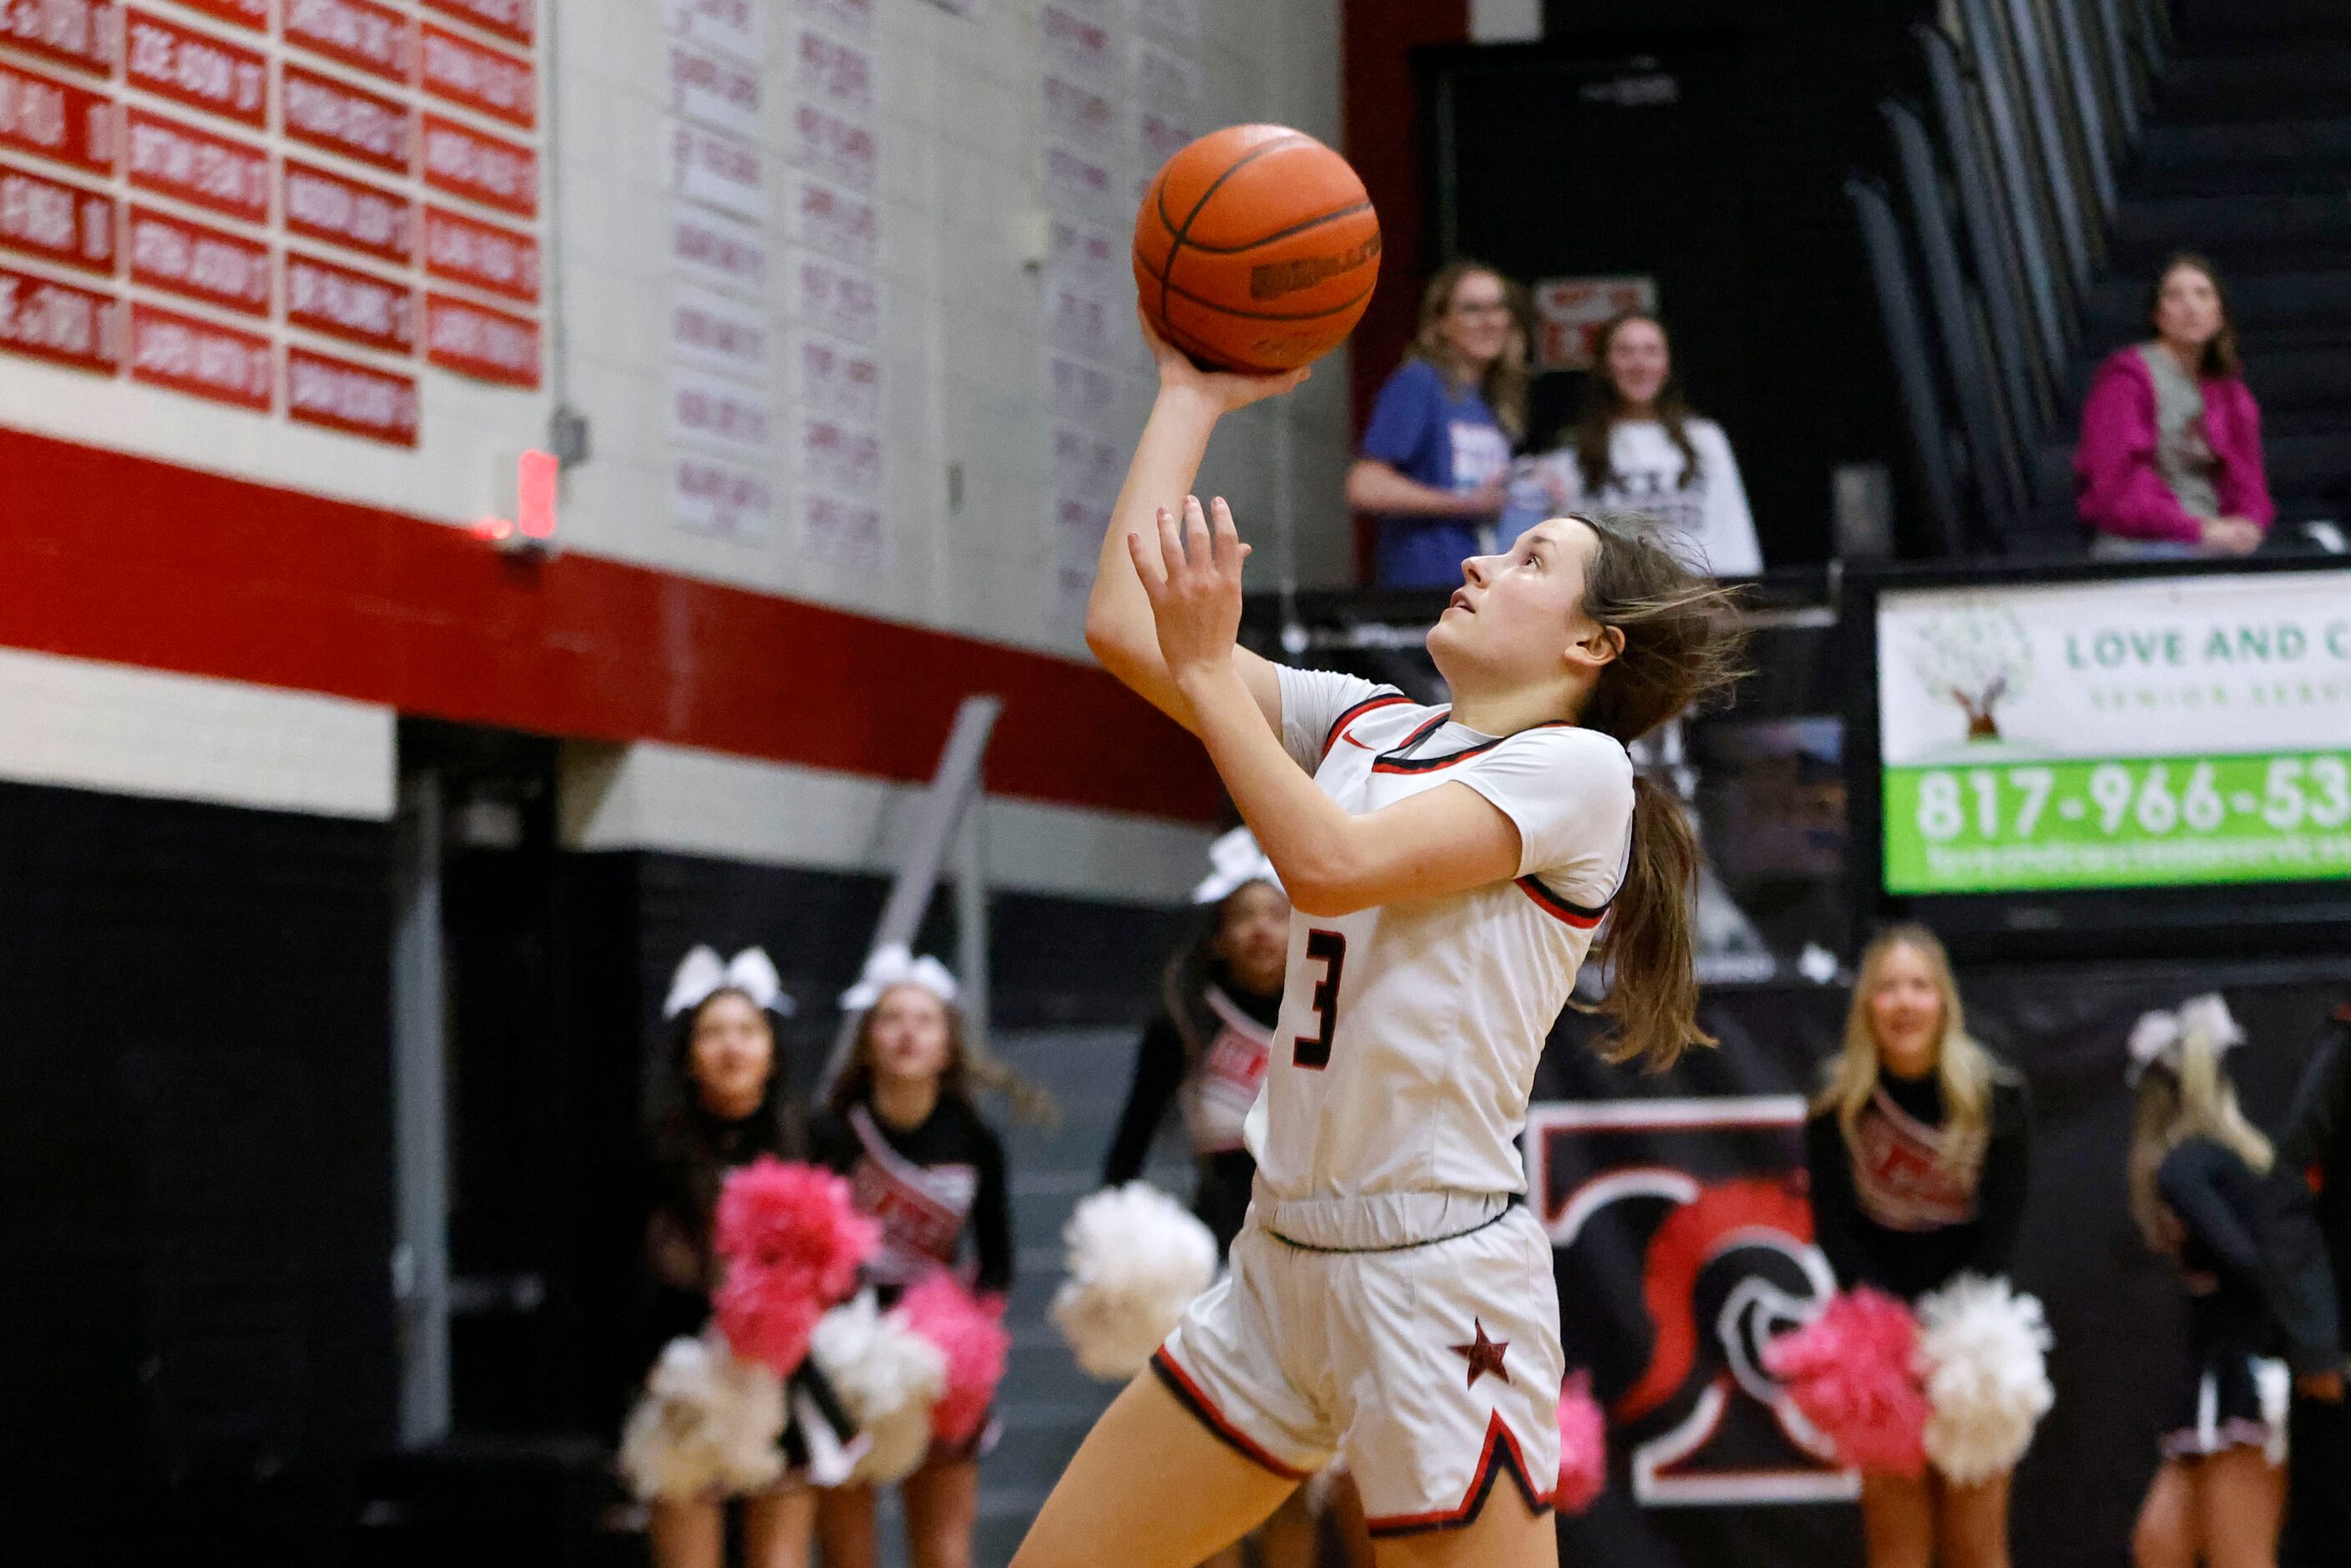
[1131,494,1250,685]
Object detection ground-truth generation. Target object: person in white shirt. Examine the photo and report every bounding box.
[1509,312,1762,578]
[1009,314,1742,1568]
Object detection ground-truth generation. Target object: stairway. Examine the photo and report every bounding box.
[972,1025,1191,1568]
[2051,0,2351,539]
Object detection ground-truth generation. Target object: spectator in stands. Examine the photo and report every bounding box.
[1510,311,1762,577]
[640,948,820,1568]
[1345,260,1529,588]
[2278,1003,2350,1568]
[2075,253,2273,559]
[1805,924,2031,1568]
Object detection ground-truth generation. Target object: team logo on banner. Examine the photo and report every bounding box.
[1526,1097,1858,1507]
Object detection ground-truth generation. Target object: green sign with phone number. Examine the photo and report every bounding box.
[1884,751,2351,893]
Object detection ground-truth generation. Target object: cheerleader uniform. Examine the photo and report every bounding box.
[1803,1070,2032,1302]
[2152,1137,2341,1461]
[811,1095,1013,1459]
[640,1100,858,1474]
[1102,965,1281,1254]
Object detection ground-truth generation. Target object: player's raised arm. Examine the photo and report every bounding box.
[1084,316,1305,737]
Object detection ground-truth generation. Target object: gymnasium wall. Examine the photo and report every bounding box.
[0,0,1345,1534]
[0,0,1350,883]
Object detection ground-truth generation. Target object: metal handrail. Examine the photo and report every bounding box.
[822,695,1002,1085]
[1920,24,2055,441]
[1886,101,2030,530]
[1962,0,2080,364]
[2000,0,2098,289]
[1849,175,1969,556]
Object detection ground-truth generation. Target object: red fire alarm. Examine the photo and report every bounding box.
[473,448,559,555]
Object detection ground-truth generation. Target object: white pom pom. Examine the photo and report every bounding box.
[619,1333,786,1502]
[1049,1183,1220,1381]
[811,1292,949,1485]
[1916,1274,2055,1485]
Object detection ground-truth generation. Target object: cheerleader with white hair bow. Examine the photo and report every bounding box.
[632,945,843,1568]
[2126,994,2343,1568]
[808,946,1027,1568]
[1102,827,1289,1250]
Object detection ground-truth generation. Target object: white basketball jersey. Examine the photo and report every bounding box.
[1245,666,1635,1202]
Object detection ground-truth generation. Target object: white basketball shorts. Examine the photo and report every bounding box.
[1153,1191,1563,1536]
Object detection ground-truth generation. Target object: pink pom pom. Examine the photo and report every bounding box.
[710,1158,878,1376]
[897,1275,1009,1447]
[1554,1371,1607,1515]
[714,1159,877,1300]
[1763,1287,1928,1477]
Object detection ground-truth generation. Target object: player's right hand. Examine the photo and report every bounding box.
[1140,309,1309,414]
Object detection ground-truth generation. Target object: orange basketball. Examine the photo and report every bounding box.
[1133,124,1383,374]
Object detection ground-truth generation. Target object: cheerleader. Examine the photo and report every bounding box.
[2126,996,2342,1568]
[1803,924,2031,1568]
[639,946,834,1568]
[1102,827,1288,1249]
[1012,314,1741,1567]
[810,948,1014,1568]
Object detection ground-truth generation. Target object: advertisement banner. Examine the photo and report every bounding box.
[1877,571,2351,893]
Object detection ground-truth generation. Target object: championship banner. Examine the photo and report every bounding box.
[1536,962,2348,1568]
[1876,569,2351,895]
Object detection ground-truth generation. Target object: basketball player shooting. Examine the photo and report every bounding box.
[1008,301,1742,1568]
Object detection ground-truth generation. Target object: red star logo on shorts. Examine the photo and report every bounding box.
[1449,1318,1509,1388]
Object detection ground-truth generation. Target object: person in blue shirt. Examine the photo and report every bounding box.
[1344,260,1528,588]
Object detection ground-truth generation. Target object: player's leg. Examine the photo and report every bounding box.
[2131,1461,2196,1568]
[1934,1468,2014,1568]
[1009,1371,1303,1568]
[2198,1445,2286,1568]
[1857,1474,1935,1568]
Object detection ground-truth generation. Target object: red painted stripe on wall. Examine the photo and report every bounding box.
[0,424,1225,826]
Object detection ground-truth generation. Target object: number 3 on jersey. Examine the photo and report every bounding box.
[1292,928,1347,1069]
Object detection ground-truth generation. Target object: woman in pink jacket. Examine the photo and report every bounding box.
[2075,253,2273,559]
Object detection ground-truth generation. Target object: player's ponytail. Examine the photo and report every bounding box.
[1570,513,1746,1070]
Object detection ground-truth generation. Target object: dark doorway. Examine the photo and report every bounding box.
[396,719,638,1440]
[1425,44,1753,468]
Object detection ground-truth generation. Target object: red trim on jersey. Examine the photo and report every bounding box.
[1515,876,1607,928]
[1319,693,1413,761]
[1370,716,1572,775]
[1150,1349,1315,1480]
[1363,1410,1555,1537]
